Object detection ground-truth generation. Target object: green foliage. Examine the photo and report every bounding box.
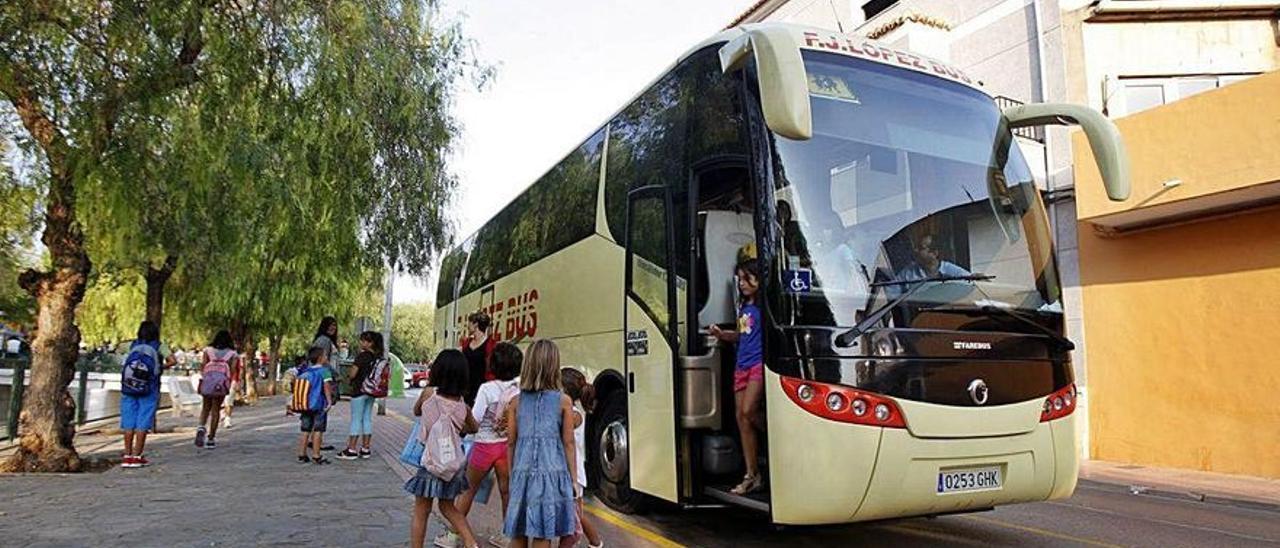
[6,1,485,348]
[390,301,435,363]
[75,273,143,347]
[0,139,36,324]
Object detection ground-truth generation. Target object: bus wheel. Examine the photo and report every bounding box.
[594,390,646,513]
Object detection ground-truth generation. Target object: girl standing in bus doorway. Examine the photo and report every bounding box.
[710,258,767,495]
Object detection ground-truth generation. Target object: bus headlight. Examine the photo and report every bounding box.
[852,398,868,416]
[797,384,815,402]
[825,392,846,412]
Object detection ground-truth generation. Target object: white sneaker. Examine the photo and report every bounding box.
[433,531,459,548]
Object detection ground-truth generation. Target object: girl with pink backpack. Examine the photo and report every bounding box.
[195,330,238,449]
[406,349,481,548]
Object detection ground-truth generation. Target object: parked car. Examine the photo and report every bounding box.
[407,363,430,388]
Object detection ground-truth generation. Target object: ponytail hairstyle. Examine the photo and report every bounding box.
[560,367,596,413]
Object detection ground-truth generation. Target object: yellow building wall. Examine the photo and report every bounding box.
[1072,71,1280,479]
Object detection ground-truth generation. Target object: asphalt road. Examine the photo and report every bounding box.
[395,389,1280,548]
[612,480,1280,547]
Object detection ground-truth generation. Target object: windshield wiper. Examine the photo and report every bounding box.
[833,273,994,348]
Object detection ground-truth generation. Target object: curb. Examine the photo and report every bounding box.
[1078,479,1280,514]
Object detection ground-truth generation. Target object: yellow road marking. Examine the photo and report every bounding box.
[962,515,1124,547]
[583,502,685,548]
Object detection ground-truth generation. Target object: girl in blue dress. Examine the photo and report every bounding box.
[502,339,578,547]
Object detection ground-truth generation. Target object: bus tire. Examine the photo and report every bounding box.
[594,389,646,514]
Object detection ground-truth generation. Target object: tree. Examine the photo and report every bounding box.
[0,2,210,472]
[1,0,481,472]
[391,302,436,363]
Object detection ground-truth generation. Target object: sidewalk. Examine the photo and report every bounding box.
[0,396,662,548]
[1081,459,1280,510]
[0,397,414,546]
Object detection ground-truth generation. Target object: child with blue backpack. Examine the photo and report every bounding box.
[119,321,174,468]
[289,346,335,464]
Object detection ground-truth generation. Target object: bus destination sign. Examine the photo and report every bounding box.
[800,31,975,88]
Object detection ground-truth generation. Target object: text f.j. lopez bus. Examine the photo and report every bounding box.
[434,23,1129,525]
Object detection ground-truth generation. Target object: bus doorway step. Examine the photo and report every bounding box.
[704,485,771,513]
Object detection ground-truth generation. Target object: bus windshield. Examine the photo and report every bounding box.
[769,51,1061,333]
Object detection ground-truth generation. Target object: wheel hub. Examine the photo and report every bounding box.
[599,419,629,483]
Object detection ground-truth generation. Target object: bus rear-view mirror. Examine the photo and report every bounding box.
[719,25,813,141]
[1003,103,1131,201]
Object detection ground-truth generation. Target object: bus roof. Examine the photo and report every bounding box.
[444,22,984,253]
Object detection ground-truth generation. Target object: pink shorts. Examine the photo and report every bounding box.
[469,440,508,470]
[734,363,764,392]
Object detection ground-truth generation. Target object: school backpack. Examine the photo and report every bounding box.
[199,349,233,397]
[289,366,328,412]
[360,357,390,398]
[421,397,466,479]
[120,341,160,397]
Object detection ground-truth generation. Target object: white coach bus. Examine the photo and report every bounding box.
[434,23,1129,524]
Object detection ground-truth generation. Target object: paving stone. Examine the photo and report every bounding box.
[0,397,437,547]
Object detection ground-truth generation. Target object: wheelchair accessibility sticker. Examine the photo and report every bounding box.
[784,269,813,293]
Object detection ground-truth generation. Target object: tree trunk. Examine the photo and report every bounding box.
[143,255,178,331]
[1,168,91,473]
[266,334,283,396]
[244,334,258,402]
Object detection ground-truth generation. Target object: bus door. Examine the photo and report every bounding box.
[623,185,679,502]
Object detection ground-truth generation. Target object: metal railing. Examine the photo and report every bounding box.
[1,355,187,442]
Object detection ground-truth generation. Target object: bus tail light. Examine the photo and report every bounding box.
[1040,384,1077,422]
[780,377,906,428]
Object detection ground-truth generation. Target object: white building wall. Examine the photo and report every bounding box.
[1076,18,1280,114]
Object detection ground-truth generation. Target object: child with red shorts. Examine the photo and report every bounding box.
[710,258,767,495]
[452,342,522,547]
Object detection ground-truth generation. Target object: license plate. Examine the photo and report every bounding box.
[936,466,1002,494]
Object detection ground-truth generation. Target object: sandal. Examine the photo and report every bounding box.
[730,474,763,495]
[312,456,331,465]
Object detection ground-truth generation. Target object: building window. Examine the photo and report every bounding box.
[862,0,898,21]
[1109,74,1258,116]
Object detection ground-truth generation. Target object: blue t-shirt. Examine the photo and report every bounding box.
[735,303,764,370]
